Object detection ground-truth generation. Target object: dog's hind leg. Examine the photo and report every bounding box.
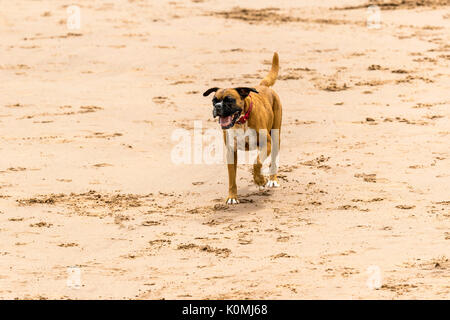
[266,136,280,187]
[267,93,282,188]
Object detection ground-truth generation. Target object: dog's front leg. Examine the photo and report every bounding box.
[226,148,238,204]
[253,154,267,187]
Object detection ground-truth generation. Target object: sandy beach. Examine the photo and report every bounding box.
[0,0,449,299]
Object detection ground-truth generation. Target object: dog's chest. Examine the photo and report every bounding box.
[228,124,258,151]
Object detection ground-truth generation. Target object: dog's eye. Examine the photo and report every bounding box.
[223,96,235,103]
[212,97,218,104]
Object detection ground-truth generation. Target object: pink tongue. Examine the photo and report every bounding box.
[219,116,232,126]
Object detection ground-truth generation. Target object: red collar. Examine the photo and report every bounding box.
[236,95,253,124]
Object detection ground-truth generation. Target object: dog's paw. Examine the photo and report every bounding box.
[226,197,239,205]
[254,176,267,187]
[265,179,280,188]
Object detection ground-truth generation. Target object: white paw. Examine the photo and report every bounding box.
[259,185,265,191]
[226,198,239,205]
[265,180,280,188]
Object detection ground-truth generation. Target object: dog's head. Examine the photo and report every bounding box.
[203,87,258,129]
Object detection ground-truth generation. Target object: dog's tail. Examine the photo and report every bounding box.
[260,52,279,87]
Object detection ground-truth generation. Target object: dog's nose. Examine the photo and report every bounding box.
[213,101,223,117]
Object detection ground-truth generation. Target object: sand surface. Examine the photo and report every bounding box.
[0,0,449,299]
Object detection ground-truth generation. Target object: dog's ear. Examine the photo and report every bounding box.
[234,87,258,99]
[203,87,220,97]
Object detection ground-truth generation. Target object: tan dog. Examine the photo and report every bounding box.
[203,53,282,204]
